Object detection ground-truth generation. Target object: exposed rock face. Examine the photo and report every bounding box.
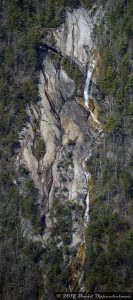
[54,7,103,71]
[17,5,104,290]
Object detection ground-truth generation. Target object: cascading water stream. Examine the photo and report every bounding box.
[84,171,91,224]
[84,60,103,225]
[84,60,101,127]
[84,69,92,107]
[84,60,95,225]
[84,59,96,108]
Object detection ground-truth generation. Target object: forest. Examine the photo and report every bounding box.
[0,0,133,299]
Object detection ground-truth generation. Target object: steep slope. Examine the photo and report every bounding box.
[17,6,104,296]
[0,0,133,299]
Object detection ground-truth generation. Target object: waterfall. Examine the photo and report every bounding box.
[84,70,92,107]
[83,61,96,225]
[84,60,102,130]
[84,171,91,224]
[84,59,96,108]
[90,111,100,125]
[85,193,89,222]
[83,62,94,225]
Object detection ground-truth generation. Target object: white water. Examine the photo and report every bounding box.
[90,111,100,125]
[83,65,94,225]
[84,60,102,132]
[84,69,92,107]
[90,111,103,133]
[84,61,97,225]
[84,59,96,108]
[84,172,91,224]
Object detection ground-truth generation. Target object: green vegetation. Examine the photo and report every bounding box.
[40,186,73,298]
[34,138,46,160]
[51,196,72,245]
[104,115,122,133]
[42,240,69,298]
[0,1,67,298]
[21,178,41,234]
[61,58,84,88]
[85,0,133,292]
[57,150,74,172]
[0,168,44,299]
[120,171,132,193]
[80,0,92,9]
[85,200,133,292]
[98,0,133,137]
[0,0,133,297]
[68,138,77,146]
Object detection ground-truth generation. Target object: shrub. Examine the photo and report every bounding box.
[104,115,121,133]
[61,58,83,87]
[120,171,132,193]
[100,66,117,95]
[34,138,46,160]
[80,0,92,9]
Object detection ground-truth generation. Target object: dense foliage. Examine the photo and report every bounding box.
[61,57,84,89]
[0,1,93,298]
[0,0,81,299]
[0,0,133,298]
[85,0,133,292]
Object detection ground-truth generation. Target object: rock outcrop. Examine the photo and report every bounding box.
[54,7,103,71]
[17,4,104,291]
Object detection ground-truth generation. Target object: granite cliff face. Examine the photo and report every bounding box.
[17,5,104,290]
[54,7,103,71]
[1,0,133,298]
